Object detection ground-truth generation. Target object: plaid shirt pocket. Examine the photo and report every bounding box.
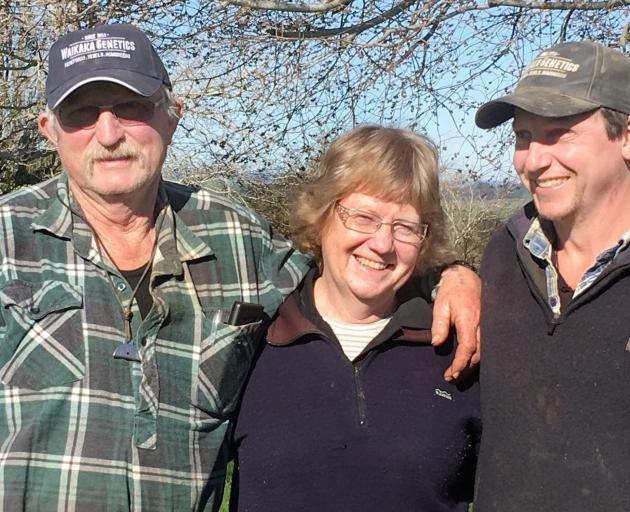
[194,311,265,420]
[0,279,84,390]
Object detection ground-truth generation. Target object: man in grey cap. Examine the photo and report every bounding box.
[475,41,630,511]
[0,23,481,510]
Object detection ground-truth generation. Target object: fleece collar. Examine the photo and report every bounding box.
[267,268,433,348]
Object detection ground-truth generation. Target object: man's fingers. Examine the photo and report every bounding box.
[443,318,478,380]
[470,326,481,365]
[430,300,450,346]
[443,342,475,381]
[429,264,482,380]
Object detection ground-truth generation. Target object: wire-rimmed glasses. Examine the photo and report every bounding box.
[335,202,429,245]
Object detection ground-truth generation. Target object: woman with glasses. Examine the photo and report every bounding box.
[230,126,480,512]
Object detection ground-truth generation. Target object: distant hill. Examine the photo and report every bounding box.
[444,177,529,200]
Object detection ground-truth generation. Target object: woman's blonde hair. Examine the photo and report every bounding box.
[292,125,454,273]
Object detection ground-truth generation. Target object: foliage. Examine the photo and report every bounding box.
[219,460,233,512]
[1,0,626,258]
[441,176,526,267]
[188,166,528,268]
[182,168,308,236]
[3,1,630,187]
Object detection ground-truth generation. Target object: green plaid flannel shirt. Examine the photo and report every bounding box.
[0,174,310,511]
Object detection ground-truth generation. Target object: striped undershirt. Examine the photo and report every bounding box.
[322,315,391,361]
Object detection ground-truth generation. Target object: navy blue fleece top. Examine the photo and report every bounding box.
[231,269,480,512]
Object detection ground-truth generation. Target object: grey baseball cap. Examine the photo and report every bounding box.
[475,41,630,129]
[46,23,171,109]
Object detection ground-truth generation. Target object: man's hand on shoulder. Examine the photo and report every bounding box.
[431,263,481,381]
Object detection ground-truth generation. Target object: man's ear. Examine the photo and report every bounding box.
[166,97,184,142]
[38,111,58,146]
[621,114,630,161]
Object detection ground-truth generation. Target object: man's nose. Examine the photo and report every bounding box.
[93,110,125,147]
[522,139,553,174]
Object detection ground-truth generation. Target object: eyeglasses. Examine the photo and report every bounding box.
[335,203,429,245]
[57,98,166,129]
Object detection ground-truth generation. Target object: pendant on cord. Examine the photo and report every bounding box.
[113,306,140,362]
[113,340,141,362]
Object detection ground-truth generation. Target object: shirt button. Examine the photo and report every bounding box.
[30,305,40,314]
[116,282,126,292]
[549,297,558,306]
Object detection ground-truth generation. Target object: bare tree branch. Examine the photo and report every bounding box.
[559,9,575,41]
[267,0,419,39]
[619,18,630,47]
[223,0,352,13]
[3,0,629,205]
[487,0,629,10]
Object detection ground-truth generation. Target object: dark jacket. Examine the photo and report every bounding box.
[476,203,630,512]
[231,269,480,512]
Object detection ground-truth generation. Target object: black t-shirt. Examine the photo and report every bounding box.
[120,265,153,319]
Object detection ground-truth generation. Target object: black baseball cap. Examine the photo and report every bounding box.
[476,41,630,129]
[46,23,171,109]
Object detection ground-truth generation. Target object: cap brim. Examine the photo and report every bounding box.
[475,87,601,129]
[47,69,163,109]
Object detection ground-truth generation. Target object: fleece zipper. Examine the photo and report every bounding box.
[353,364,368,427]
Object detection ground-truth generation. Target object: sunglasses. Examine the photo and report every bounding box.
[57,98,166,129]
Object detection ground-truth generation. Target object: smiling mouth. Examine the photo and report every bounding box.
[355,256,389,270]
[536,177,569,188]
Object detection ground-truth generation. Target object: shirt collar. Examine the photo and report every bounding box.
[523,215,630,264]
[522,216,554,260]
[31,173,74,240]
[522,214,630,305]
[30,175,214,276]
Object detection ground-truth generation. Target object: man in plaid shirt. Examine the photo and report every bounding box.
[0,24,480,511]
